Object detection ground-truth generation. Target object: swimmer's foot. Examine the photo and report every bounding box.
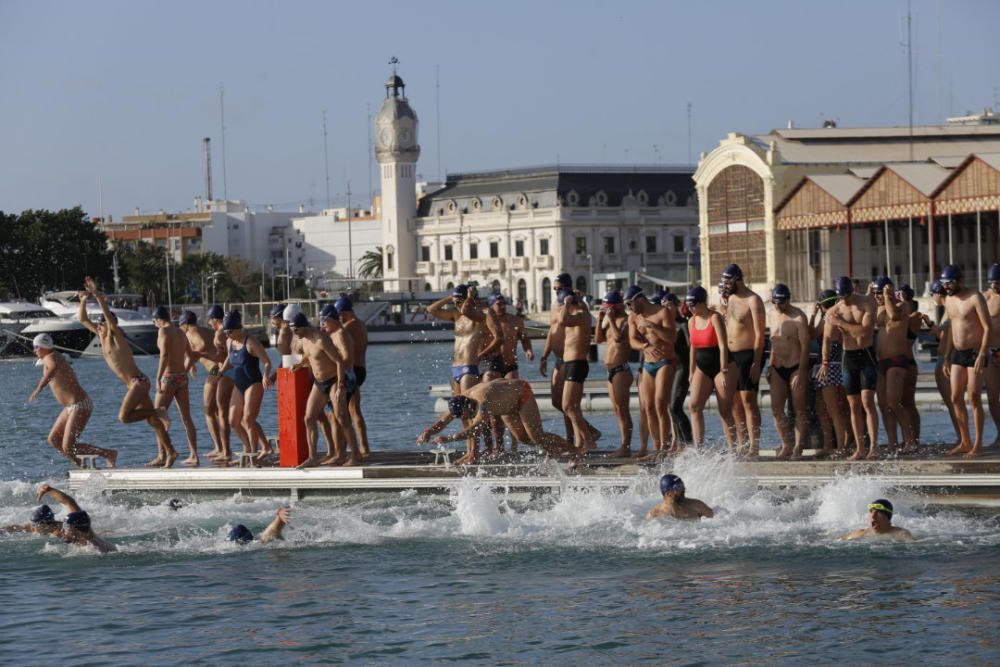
[773,447,793,461]
[900,442,920,455]
[105,450,118,468]
[295,457,320,469]
[162,450,178,468]
[182,455,199,467]
[864,448,879,461]
[946,444,972,456]
[790,447,804,461]
[814,448,832,460]
[607,446,631,458]
[963,446,985,459]
[631,448,648,460]
[146,456,165,467]
[339,456,360,467]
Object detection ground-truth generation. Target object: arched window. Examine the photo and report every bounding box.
[575,276,587,294]
[541,278,552,311]
[446,282,454,292]
[517,279,527,304]
[491,279,501,294]
[423,282,432,293]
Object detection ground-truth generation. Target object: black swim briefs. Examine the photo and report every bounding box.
[842,347,877,395]
[731,349,759,392]
[564,359,590,383]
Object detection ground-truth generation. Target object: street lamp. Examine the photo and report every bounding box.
[586,253,594,298]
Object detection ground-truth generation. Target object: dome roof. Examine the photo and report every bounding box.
[385,74,404,91]
[377,96,418,123]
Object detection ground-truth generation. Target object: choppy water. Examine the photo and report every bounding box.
[1,344,998,665]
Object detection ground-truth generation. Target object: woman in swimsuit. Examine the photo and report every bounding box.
[217,310,274,461]
[810,290,850,455]
[685,286,736,450]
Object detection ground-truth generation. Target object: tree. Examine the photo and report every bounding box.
[357,246,383,280]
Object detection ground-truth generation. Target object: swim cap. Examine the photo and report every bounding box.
[64,510,91,532]
[222,310,242,331]
[818,289,838,308]
[452,284,469,299]
[282,303,303,322]
[867,498,893,516]
[556,289,572,306]
[659,474,684,495]
[650,289,666,305]
[448,395,471,418]
[206,305,225,321]
[685,286,708,304]
[987,263,1000,283]
[930,280,946,296]
[334,296,353,312]
[555,273,572,289]
[664,293,679,306]
[152,305,170,322]
[31,504,55,524]
[623,285,644,302]
[96,311,117,325]
[32,333,54,350]
[603,290,623,306]
[289,312,310,328]
[228,524,253,544]
[896,284,914,302]
[319,304,338,323]
[771,283,791,303]
[269,303,286,319]
[721,264,743,281]
[487,292,506,307]
[939,264,962,282]
[873,276,893,294]
[167,498,185,511]
[835,276,854,297]
[178,310,197,326]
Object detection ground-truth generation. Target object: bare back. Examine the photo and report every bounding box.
[344,317,368,367]
[99,327,143,384]
[43,353,88,406]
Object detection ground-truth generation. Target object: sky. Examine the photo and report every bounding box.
[1,0,998,219]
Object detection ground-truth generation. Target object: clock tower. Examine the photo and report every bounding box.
[375,66,420,292]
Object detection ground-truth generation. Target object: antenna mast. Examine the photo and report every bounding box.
[367,102,373,207]
[219,83,229,200]
[905,1,914,161]
[323,110,331,209]
[436,64,442,181]
[686,102,693,166]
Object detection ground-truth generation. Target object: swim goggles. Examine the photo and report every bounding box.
[867,503,892,515]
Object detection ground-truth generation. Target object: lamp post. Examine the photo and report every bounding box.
[586,253,594,299]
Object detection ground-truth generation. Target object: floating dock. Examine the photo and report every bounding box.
[67,450,1000,507]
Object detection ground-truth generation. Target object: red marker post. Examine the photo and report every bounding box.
[277,367,311,467]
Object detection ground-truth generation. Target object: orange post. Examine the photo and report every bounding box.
[277,367,311,467]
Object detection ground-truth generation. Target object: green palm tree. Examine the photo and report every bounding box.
[357,246,384,280]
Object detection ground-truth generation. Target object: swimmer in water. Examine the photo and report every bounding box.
[228,507,291,545]
[646,474,714,520]
[0,504,63,536]
[841,499,914,542]
[35,483,116,553]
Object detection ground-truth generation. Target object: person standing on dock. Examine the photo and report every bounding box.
[871,278,917,456]
[927,282,962,449]
[179,310,229,464]
[595,290,633,458]
[686,286,736,451]
[480,293,532,457]
[337,296,371,460]
[983,264,1000,448]
[79,278,175,468]
[153,306,200,467]
[626,285,677,460]
[719,264,766,459]
[940,265,992,458]
[27,333,117,468]
[217,310,274,462]
[841,499,913,542]
[896,284,923,447]
[558,289,599,455]
[822,277,879,461]
[206,305,235,463]
[767,284,810,460]
[269,303,292,381]
[540,274,575,442]
[810,290,850,456]
[319,305,361,466]
[646,474,714,520]
[665,293,694,448]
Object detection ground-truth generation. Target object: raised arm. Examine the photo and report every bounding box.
[37,483,81,513]
[258,507,290,543]
[76,291,98,334]
[559,295,591,327]
[427,296,456,322]
[458,294,486,323]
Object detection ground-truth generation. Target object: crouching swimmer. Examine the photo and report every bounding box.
[841,498,914,542]
[646,474,714,520]
[228,508,291,545]
[35,483,116,553]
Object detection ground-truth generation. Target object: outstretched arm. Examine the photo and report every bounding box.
[434,411,489,443]
[427,296,456,322]
[259,507,290,543]
[76,291,98,334]
[417,411,456,444]
[37,483,81,513]
[28,356,58,402]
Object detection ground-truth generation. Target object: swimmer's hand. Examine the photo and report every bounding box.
[84,276,98,294]
[525,349,535,362]
[37,483,51,501]
[538,356,548,377]
[275,507,290,525]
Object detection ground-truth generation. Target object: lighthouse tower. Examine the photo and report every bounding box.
[375,67,419,292]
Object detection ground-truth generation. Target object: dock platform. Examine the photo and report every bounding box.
[67,451,1000,507]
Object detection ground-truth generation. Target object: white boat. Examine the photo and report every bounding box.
[39,291,160,355]
[0,302,93,357]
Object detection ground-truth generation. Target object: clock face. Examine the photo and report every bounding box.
[399,128,412,146]
[379,127,393,147]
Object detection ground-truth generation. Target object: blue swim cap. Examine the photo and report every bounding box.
[152,305,170,322]
[623,285,644,302]
[835,276,854,297]
[555,273,572,289]
[987,263,1000,283]
[930,280,945,295]
[487,292,506,307]
[721,264,743,281]
[31,504,55,524]
[448,395,471,418]
[290,312,310,328]
[178,310,197,326]
[167,498,185,511]
[319,303,338,322]
[873,276,893,294]
[896,284,914,302]
[771,283,791,303]
[206,305,225,321]
[649,289,666,305]
[939,264,962,282]
[818,289,838,308]
[64,510,91,532]
[334,296,353,312]
[603,290,623,306]
[659,474,684,495]
[228,524,253,544]
[685,286,708,304]
[663,293,679,306]
[269,303,286,319]
[452,284,469,299]
[96,311,117,325]
[222,310,242,331]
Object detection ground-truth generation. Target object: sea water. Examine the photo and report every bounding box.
[1,344,998,665]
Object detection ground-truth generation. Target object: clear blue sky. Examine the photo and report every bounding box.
[1,0,997,218]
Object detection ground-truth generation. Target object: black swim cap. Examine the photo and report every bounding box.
[269,303,286,319]
[64,511,91,532]
[178,310,198,326]
[555,273,572,289]
[835,276,854,297]
[32,504,56,524]
[660,474,684,495]
[222,310,242,331]
[152,305,170,322]
[207,305,225,321]
[868,498,893,516]
[228,524,253,544]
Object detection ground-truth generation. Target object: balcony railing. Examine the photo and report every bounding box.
[533,255,553,269]
[416,261,435,275]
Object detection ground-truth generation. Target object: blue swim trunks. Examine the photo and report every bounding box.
[452,364,480,383]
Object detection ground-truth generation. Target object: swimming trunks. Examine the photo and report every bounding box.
[517,379,533,406]
[842,347,877,395]
[129,373,150,387]
[451,365,480,383]
[877,354,910,375]
[314,375,336,396]
[772,364,798,384]
[229,341,263,393]
[606,363,631,382]
[694,348,722,379]
[564,360,589,383]
[642,358,675,377]
[950,348,981,368]
[731,349,759,392]
[66,396,93,412]
[160,371,188,389]
[354,366,367,388]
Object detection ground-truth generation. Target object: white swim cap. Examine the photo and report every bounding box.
[32,333,54,349]
[282,303,303,322]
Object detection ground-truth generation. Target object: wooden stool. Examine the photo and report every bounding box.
[76,454,100,470]
[429,444,456,466]
[238,452,257,468]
